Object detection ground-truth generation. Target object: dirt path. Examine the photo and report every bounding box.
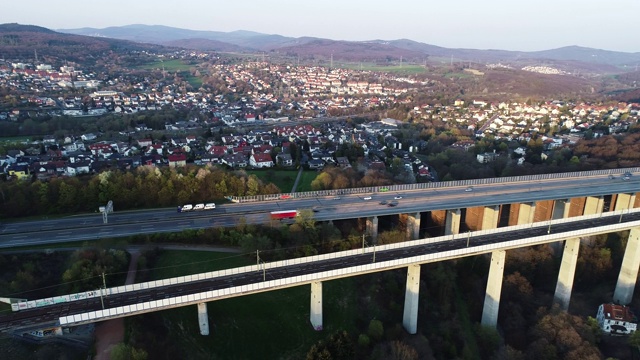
[94,250,140,360]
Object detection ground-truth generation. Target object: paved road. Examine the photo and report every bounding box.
[1,171,638,248]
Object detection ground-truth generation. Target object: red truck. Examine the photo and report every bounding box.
[270,210,298,220]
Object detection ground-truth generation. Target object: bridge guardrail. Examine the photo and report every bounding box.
[227,167,640,203]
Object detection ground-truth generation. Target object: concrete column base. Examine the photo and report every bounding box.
[402,264,421,334]
[197,302,209,335]
[481,250,506,327]
[310,281,323,330]
[614,228,640,305]
[553,238,580,310]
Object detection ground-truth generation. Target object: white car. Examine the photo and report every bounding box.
[363,196,372,200]
[204,203,216,210]
[193,203,205,211]
[394,196,403,200]
[465,187,473,192]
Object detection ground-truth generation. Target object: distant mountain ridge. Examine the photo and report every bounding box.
[57,24,640,68]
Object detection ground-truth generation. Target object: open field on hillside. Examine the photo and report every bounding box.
[337,62,427,73]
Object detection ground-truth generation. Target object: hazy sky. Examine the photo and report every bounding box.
[2,0,639,53]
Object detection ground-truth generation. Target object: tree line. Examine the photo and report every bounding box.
[0,165,280,218]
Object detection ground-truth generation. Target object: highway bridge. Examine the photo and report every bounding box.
[2,208,640,337]
[1,167,639,248]
[2,167,640,337]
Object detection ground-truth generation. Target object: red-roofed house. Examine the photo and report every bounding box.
[597,303,637,335]
[250,153,274,168]
[168,153,187,168]
[137,139,153,148]
[88,143,113,157]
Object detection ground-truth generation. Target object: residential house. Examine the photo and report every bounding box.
[66,160,91,176]
[43,135,56,145]
[6,149,24,163]
[147,144,163,155]
[250,153,274,168]
[81,133,97,141]
[222,153,248,168]
[137,139,153,148]
[477,152,499,164]
[89,143,113,157]
[7,164,30,180]
[597,303,637,335]
[308,159,324,169]
[168,153,187,168]
[276,153,293,167]
[336,157,351,168]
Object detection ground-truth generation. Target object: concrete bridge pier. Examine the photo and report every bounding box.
[482,205,500,230]
[553,238,580,310]
[481,250,506,328]
[445,209,461,235]
[614,193,636,211]
[584,195,604,215]
[310,281,323,330]
[402,264,421,334]
[614,228,640,305]
[197,303,209,335]
[552,199,571,220]
[517,202,536,225]
[366,216,379,243]
[406,213,421,240]
[480,207,503,328]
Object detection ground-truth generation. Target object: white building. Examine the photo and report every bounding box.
[596,303,637,335]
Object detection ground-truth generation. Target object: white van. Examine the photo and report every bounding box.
[193,203,205,211]
[179,204,193,212]
[204,203,216,210]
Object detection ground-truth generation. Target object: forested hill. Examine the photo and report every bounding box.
[0,23,171,63]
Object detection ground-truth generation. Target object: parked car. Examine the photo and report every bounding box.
[333,196,341,200]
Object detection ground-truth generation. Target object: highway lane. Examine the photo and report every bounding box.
[2,210,639,331]
[1,171,639,247]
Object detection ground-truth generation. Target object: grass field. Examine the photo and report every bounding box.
[147,250,250,279]
[144,250,360,359]
[138,59,193,71]
[296,170,319,192]
[0,136,31,144]
[183,73,203,89]
[247,169,299,193]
